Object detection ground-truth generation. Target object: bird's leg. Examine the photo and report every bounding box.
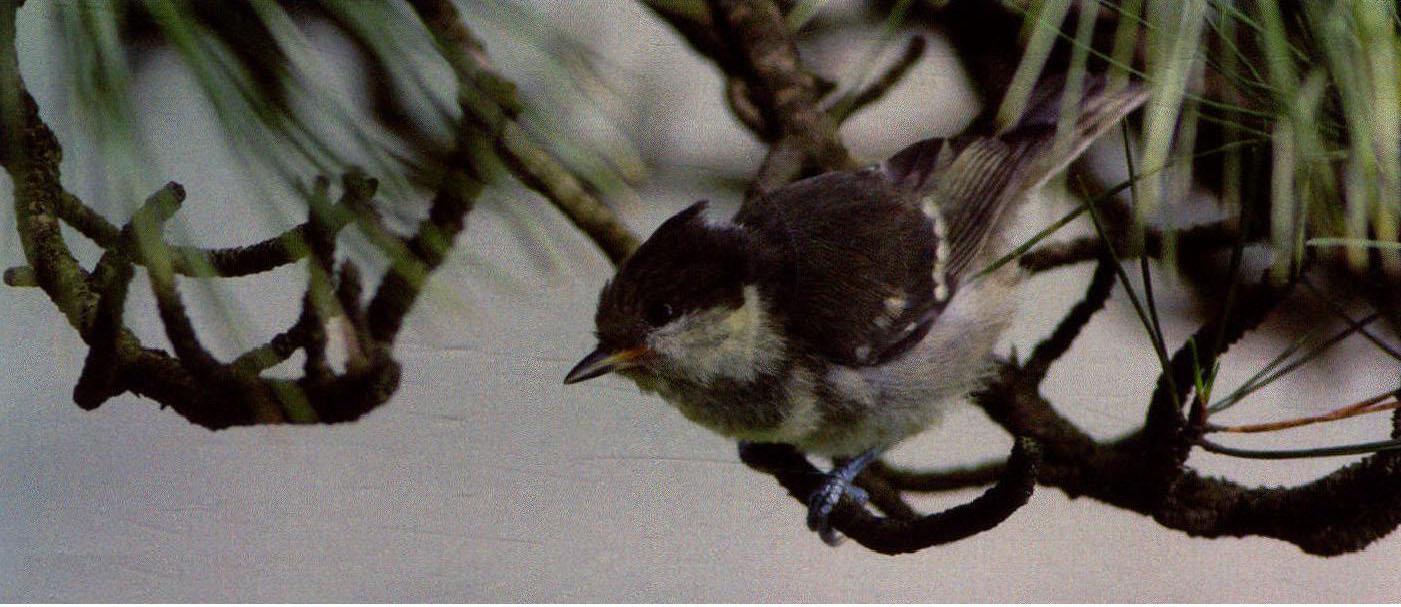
[807,447,882,546]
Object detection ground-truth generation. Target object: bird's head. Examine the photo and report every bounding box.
[564,201,783,388]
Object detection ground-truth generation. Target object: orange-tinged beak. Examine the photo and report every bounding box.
[562,345,647,384]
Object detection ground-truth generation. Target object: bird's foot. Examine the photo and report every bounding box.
[805,447,882,546]
[806,473,869,545]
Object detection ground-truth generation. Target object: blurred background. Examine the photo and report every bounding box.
[2,0,1399,600]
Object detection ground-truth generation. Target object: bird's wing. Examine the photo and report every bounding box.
[737,169,946,367]
[883,76,1150,282]
[737,76,1147,368]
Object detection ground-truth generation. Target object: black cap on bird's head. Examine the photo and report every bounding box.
[564,201,753,384]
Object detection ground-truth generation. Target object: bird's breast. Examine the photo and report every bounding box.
[633,371,793,441]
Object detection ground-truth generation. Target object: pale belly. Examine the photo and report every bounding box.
[632,345,992,458]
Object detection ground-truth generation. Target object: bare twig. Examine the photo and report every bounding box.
[649,0,859,197]
[739,438,1041,555]
[407,0,639,266]
[1022,258,1117,380]
[72,241,135,409]
[828,36,928,123]
[494,126,639,265]
[711,0,855,195]
[16,179,376,279]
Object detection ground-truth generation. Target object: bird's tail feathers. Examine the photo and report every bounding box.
[881,73,1149,281]
[1007,73,1150,190]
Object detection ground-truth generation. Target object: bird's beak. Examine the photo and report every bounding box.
[563,345,647,384]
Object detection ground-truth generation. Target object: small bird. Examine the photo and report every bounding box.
[565,76,1148,544]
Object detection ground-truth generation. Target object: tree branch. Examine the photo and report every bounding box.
[407,0,639,266]
[739,438,1041,555]
[0,1,472,428]
[827,36,928,123]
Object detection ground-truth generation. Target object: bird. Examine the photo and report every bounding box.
[564,75,1149,544]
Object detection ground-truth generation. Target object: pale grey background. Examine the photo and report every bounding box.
[3,2,1399,601]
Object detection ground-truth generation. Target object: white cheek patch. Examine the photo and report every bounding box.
[646,285,785,384]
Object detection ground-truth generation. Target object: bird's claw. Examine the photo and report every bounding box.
[739,442,882,546]
[806,474,869,546]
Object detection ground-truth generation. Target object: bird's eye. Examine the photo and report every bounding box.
[645,301,675,326]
